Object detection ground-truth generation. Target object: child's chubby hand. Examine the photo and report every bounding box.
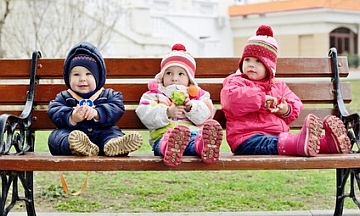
[81,105,99,120]
[166,104,186,118]
[183,94,192,112]
[272,98,289,115]
[265,97,289,115]
[71,105,99,124]
[265,95,278,110]
[71,105,85,124]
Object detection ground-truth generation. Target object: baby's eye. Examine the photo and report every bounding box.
[179,72,186,76]
[244,58,250,62]
[72,73,80,76]
[86,72,93,76]
[165,71,172,75]
[256,59,262,63]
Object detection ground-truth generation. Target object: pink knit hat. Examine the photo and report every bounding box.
[238,25,278,78]
[154,44,197,86]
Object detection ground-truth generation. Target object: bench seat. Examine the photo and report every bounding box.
[2,152,360,171]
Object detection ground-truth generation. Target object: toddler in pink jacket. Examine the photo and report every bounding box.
[220,24,351,156]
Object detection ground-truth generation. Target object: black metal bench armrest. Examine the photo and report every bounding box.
[329,48,360,152]
[341,112,360,152]
[0,51,41,155]
[329,48,350,117]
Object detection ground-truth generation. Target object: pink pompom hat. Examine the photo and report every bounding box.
[154,43,197,86]
[238,24,278,78]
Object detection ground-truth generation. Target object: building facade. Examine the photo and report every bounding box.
[229,0,360,62]
[2,0,359,61]
[103,0,235,57]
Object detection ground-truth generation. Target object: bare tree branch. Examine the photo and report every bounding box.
[0,0,11,57]
[1,0,122,58]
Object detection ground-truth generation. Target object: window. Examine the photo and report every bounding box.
[330,27,358,55]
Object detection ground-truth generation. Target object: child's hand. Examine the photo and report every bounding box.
[184,94,192,112]
[71,105,86,124]
[167,104,186,118]
[265,95,278,109]
[272,98,289,115]
[268,98,289,114]
[81,105,99,120]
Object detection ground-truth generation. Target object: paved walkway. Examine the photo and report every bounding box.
[7,209,360,216]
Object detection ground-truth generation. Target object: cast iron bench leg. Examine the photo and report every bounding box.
[334,168,349,216]
[0,171,36,216]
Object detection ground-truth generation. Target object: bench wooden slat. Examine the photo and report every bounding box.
[276,57,349,77]
[35,57,349,78]
[0,57,349,79]
[1,152,359,171]
[0,108,333,130]
[0,82,351,105]
[0,85,31,104]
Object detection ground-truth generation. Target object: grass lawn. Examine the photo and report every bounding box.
[10,79,360,213]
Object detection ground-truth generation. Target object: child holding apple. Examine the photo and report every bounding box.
[136,44,223,167]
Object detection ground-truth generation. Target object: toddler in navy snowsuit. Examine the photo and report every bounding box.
[47,42,143,156]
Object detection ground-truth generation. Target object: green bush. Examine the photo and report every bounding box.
[340,52,359,68]
[348,55,360,68]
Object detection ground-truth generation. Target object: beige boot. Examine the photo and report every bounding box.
[68,130,99,156]
[103,131,143,156]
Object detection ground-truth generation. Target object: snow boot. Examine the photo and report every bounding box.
[318,115,351,154]
[160,125,190,167]
[277,114,322,156]
[104,131,143,156]
[194,119,223,163]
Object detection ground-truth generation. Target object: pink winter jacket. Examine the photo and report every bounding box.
[220,73,303,153]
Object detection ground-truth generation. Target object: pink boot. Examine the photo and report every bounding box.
[319,115,351,154]
[194,119,223,163]
[159,125,190,167]
[277,114,322,156]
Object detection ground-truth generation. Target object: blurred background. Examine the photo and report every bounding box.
[0,0,359,67]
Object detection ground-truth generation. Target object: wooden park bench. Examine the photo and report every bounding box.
[0,48,360,216]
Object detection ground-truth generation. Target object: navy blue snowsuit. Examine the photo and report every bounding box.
[47,42,125,155]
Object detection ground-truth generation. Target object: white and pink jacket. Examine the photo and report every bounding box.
[136,83,216,146]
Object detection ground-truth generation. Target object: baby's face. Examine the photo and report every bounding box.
[242,57,267,80]
[69,66,96,94]
[162,66,190,87]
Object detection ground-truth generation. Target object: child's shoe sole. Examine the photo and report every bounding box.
[201,120,223,163]
[300,114,322,156]
[163,125,190,167]
[104,131,143,156]
[68,130,99,156]
[323,115,351,153]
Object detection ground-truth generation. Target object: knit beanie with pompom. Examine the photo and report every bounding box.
[154,44,197,86]
[238,25,278,78]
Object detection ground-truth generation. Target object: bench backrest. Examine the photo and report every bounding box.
[0,53,351,131]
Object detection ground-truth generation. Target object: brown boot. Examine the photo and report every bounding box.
[69,130,99,156]
[277,114,322,156]
[103,131,143,156]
